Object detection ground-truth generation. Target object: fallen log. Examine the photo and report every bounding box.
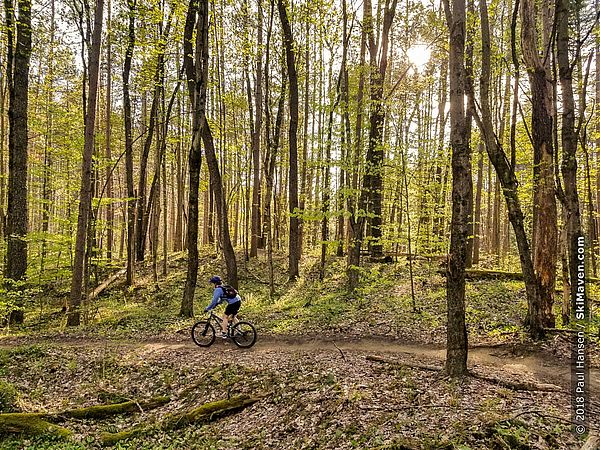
[0,396,169,438]
[0,413,71,438]
[60,396,170,419]
[468,372,562,392]
[100,394,261,446]
[89,268,127,301]
[437,269,524,281]
[366,355,442,372]
[366,355,562,392]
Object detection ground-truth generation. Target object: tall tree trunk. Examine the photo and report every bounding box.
[472,142,483,265]
[203,121,238,288]
[40,0,55,278]
[346,4,368,291]
[443,0,470,377]
[105,0,113,261]
[250,0,263,257]
[135,13,172,262]
[477,0,541,338]
[365,0,398,258]
[278,0,300,280]
[556,0,582,326]
[123,0,135,286]
[4,0,32,324]
[520,0,557,333]
[68,0,104,326]
[181,0,208,317]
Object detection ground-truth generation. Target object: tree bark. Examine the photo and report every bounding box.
[68,0,104,326]
[556,0,582,326]
[250,0,263,257]
[4,0,32,324]
[520,0,557,333]
[444,0,470,377]
[181,0,208,317]
[123,0,135,287]
[278,0,300,280]
[105,0,113,261]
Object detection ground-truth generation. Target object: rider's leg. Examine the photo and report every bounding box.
[221,313,229,334]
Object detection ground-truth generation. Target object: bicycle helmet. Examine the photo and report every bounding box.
[209,275,222,284]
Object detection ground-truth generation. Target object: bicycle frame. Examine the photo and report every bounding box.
[207,311,239,335]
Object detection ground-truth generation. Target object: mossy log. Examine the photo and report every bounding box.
[60,396,170,419]
[0,413,72,437]
[0,396,169,439]
[100,394,261,446]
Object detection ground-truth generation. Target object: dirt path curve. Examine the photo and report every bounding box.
[7,333,593,394]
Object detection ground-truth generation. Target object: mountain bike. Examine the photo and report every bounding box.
[191,311,257,348]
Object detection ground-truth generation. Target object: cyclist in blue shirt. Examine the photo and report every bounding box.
[204,276,241,338]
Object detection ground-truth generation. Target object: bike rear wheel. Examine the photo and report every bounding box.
[231,321,257,348]
[191,321,216,347]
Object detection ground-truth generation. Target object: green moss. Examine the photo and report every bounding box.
[100,425,147,446]
[0,413,71,438]
[0,380,18,412]
[63,396,170,419]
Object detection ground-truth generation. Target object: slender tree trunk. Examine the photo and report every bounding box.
[40,0,55,278]
[278,0,300,280]
[473,142,483,265]
[68,0,104,326]
[477,0,541,337]
[105,0,113,261]
[123,0,135,286]
[556,0,582,326]
[250,0,263,257]
[203,121,238,288]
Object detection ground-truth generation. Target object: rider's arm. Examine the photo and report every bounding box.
[204,287,223,312]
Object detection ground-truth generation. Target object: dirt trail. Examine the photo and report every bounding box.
[2,334,598,393]
[131,335,600,394]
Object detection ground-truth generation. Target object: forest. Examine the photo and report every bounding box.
[0,0,599,447]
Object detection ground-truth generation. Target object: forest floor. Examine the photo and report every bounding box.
[0,251,599,449]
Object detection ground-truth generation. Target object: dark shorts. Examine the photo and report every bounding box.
[225,300,241,317]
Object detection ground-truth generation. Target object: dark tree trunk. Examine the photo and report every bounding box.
[68,0,104,326]
[472,143,483,265]
[105,0,113,261]
[123,0,135,286]
[202,121,238,288]
[278,0,300,280]
[477,0,541,338]
[5,0,32,325]
[250,0,263,257]
[181,0,208,317]
[444,0,470,377]
[365,0,398,258]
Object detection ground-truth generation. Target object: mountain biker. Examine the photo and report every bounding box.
[204,276,241,338]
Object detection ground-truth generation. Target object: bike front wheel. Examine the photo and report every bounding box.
[231,321,257,348]
[191,320,216,347]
